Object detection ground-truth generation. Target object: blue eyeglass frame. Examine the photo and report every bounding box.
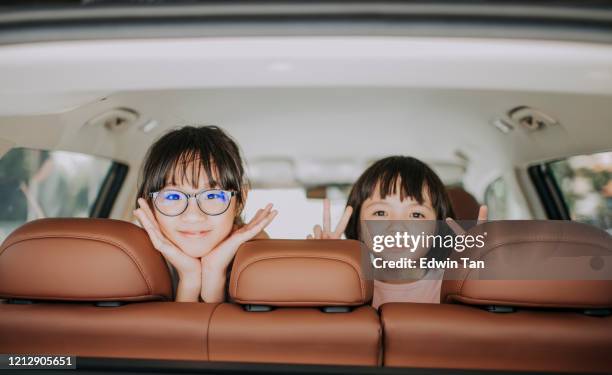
[149,188,236,217]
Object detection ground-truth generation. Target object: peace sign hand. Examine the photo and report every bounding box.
[307,198,353,239]
[445,205,488,235]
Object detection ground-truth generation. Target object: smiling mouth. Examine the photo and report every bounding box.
[177,230,210,238]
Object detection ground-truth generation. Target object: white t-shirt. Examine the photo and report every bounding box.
[372,269,444,309]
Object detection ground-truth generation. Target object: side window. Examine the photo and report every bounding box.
[0,148,119,242]
[484,177,509,220]
[548,151,612,232]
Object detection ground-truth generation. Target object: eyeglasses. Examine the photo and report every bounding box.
[149,189,236,217]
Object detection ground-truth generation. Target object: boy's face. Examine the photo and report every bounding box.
[152,163,237,258]
[360,180,437,262]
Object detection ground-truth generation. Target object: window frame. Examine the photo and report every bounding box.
[89,162,129,218]
[527,160,575,221]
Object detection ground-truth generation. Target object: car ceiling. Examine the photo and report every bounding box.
[0,37,611,195]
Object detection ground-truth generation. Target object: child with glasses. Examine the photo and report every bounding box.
[133,126,277,302]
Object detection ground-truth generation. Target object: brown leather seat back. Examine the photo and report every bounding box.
[447,187,480,220]
[209,303,381,366]
[381,302,612,373]
[0,218,216,361]
[381,221,612,373]
[209,239,381,366]
[1,302,218,361]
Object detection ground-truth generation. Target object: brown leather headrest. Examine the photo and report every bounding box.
[0,218,172,302]
[229,239,372,307]
[441,221,612,309]
[447,187,480,221]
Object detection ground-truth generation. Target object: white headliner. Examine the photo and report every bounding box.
[1,36,612,116]
[1,36,611,219]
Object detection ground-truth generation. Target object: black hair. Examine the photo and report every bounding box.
[345,156,455,240]
[136,125,248,218]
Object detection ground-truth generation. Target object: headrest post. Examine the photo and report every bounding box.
[95,301,124,307]
[243,304,273,312]
[583,309,611,317]
[321,306,352,313]
[8,299,34,305]
[486,306,516,313]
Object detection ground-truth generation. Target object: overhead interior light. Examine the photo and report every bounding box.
[508,106,559,132]
[140,119,159,133]
[85,107,139,133]
[491,118,514,134]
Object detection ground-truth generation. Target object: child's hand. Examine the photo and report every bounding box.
[200,203,277,302]
[446,205,488,235]
[307,198,353,239]
[202,203,277,271]
[133,198,201,278]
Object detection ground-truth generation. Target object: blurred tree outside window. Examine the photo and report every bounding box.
[0,148,113,242]
[549,151,612,233]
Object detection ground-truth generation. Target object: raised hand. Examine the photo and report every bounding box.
[445,205,488,235]
[200,203,277,302]
[307,198,353,239]
[134,198,201,301]
[19,182,46,219]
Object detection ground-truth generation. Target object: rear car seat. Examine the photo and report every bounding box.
[208,239,382,365]
[0,219,381,365]
[0,218,218,361]
[381,221,612,373]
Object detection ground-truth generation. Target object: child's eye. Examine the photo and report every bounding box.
[410,212,425,219]
[163,192,183,201]
[204,190,228,202]
[372,210,387,217]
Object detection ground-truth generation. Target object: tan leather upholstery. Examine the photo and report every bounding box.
[0,218,172,302]
[229,239,372,306]
[209,303,381,365]
[447,187,480,220]
[221,240,379,366]
[0,302,218,360]
[0,220,380,365]
[382,221,611,373]
[3,217,609,370]
[441,221,612,308]
[0,300,382,365]
[443,279,612,308]
[381,303,612,373]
